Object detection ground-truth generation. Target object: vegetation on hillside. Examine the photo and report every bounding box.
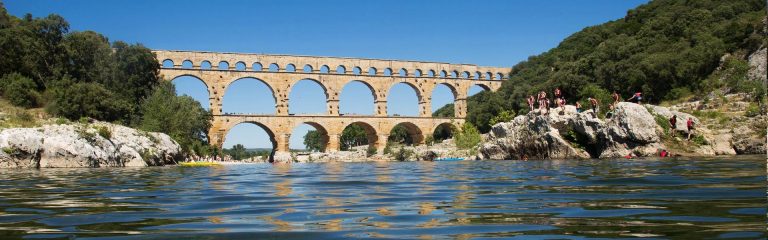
[0,3,211,156]
[435,0,767,132]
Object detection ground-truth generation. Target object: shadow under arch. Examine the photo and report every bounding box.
[222,77,277,114]
[432,122,458,142]
[291,121,330,152]
[389,121,424,146]
[341,121,378,150]
[222,121,278,162]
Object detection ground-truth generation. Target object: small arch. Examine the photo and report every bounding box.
[235,61,246,71]
[398,68,408,77]
[201,60,212,70]
[439,70,447,78]
[340,122,378,151]
[218,61,230,70]
[474,71,481,80]
[496,72,504,80]
[336,65,346,74]
[303,64,313,73]
[428,70,435,77]
[485,72,492,80]
[320,65,330,73]
[414,69,422,77]
[182,60,193,69]
[384,68,393,76]
[352,66,362,75]
[461,71,470,79]
[368,67,377,76]
[269,63,280,72]
[286,63,296,72]
[451,70,458,78]
[162,59,174,68]
[252,62,263,71]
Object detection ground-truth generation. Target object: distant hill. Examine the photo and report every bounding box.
[437,0,767,132]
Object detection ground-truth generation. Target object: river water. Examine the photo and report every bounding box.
[0,156,765,239]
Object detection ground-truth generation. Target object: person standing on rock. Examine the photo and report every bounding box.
[686,117,695,140]
[554,87,562,99]
[575,101,582,113]
[669,115,677,136]
[612,91,620,105]
[527,95,535,112]
[589,97,600,116]
[627,92,642,104]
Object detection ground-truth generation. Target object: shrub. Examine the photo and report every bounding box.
[2,73,39,108]
[394,148,414,161]
[14,111,33,123]
[745,102,760,117]
[665,87,692,101]
[97,126,111,140]
[366,145,377,157]
[55,118,68,125]
[455,123,482,149]
[691,135,709,145]
[489,110,514,126]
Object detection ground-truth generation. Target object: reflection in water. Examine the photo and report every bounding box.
[0,156,765,239]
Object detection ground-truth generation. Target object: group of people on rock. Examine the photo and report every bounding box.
[527,88,635,117]
[667,114,696,141]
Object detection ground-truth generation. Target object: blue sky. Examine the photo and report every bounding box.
[6,0,648,150]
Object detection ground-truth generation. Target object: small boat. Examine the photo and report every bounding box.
[434,157,464,161]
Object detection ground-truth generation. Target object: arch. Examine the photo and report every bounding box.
[388,122,424,146]
[496,72,504,80]
[235,61,246,71]
[252,62,263,71]
[303,64,313,73]
[414,69,422,77]
[336,65,346,74]
[320,65,330,73]
[368,67,377,76]
[384,68,393,76]
[201,60,212,70]
[439,70,447,78]
[286,63,296,72]
[182,60,193,69]
[162,59,174,68]
[432,122,457,143]
[451,70,458,78]
[169,75,210,110]
[269,63,280,72]
[218,61,230,70]
[222,122,277,161]
[398,68,408,77]
[340,122,378,151]
[474,71,481,80]
[468,83,491,97]
[461,71,470,79]
[339,80,376,115]
[288,78,329,114]
[290,122,329,152]
[222,77,277,114]
[485,72,492,80]
[387,82,422,116]
[352,66,362,75]
[428,70,436,77]
[431,83,457,116]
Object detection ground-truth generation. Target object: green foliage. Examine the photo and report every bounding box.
[77,127,97,144]
[97,126,111,140]
[54,117,68,125]
[340,124,368,150]
[424,135,434,145]
[489,110,514,126]
[691,135,709,145]
[665,87,692,101]
[46,82,131,122]
[432,124,454,142]
[462,0,766,132]
[387,124,412,145]
[139,81,212,153]
[1,73,39,108]
[432,103,454,117]
[2,147,12,154]
[366,145,377,157]
[577,85,612,118]
[744,102,760,117]
[302,130,326,152]
[654,114,672,136]
[394,148,414,161]
[224,144,248,160]
[14,111,32,123]
[454,123,482,149]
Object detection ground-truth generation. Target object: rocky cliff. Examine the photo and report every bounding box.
[0,121,183,168]
[477,101,763,160]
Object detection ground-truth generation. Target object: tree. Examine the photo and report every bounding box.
[454,123,481,150]
[340,124,368,150]
[303,130,326,152]
[139,81,212,153]
[1,73,38,108]
[432,103,454,117]
[387,125,412,145]
[226,144,248,160]
[46,81,130,121]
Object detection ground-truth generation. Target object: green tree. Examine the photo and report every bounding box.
[139,81,212,153]
[1,73,38,108]
[46,81,130,121]
[340,124,368,150]
[303,130,326,152]
[432,103,454,117]
[387,124,412,145]
[454,123,482,150]
[226,144,248,160]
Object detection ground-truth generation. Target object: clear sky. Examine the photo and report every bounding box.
[6,0,649,150]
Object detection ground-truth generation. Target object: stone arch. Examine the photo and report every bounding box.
[182,60,193,69]
[428,70,436,77]
[235,61,247,71]
[286,63,296,72]
[432,122,458,142]
[433,83,458,101]
[292,121,330,152]
[269,63,280,72]
[386,81,423,116]
[352,66,362,75]
[252,62,263,71]
[222,121,278,161]
[287,78,329,114]
[222,77,277,113]
[384,68,393,76]
[368,67,377,76]
[168,74,212,110]
[414,69,423,77]
[398,68,408,77]
[474,71,482,80]
[320,65,330,73]
[336,65,346,74]
[303,64,313,73]
[162,59,174,68]
[485,72,492,80]
[218,61,229,70]
[388,121,424,146]
[451,70,458,78]
[341,121,379,150]
[461,71,470,79]
[201,60,212,69]
[440,70,447,78]
[496,72,504,80]
[431,83,458,117]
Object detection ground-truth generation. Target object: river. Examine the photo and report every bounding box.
[0,156,765,239]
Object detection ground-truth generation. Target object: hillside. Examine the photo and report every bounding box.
[436,0,767,132]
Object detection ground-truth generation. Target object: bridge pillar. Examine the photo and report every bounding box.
[454,98,467,118]
[376,134,389,154]
[275,85,290,116]
[419,99,431,117]
[327,99,340,115]
[375,100,387,116]
[326,134,340,152]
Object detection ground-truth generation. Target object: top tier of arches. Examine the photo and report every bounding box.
[155,50,511,81]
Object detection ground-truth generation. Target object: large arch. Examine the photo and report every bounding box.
[386,82,422,116]
[222,122,277,161]
[388,121,424,146]
[468,83,491,97]
[289,122,330,152]
[288,78,329,114]
[432,122,457,143]
[169,75,211,111]
[339,80,376,115]
[222,77,277,114]
[340,121,378,151]
[431,83,457,117]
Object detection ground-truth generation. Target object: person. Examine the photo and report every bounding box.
[554,87,562,99]
[539,91,548,112]
[669,115,677,136]
[559,98,566,112]
[686,117,695,140]
[527,95,535,112]
[588,97,599,116]
[544,98,551,115]
[660,149,669,158]
[627,92,642,104]
[606,103,615,119]
[575,101,582,113]
[612,91,620,104]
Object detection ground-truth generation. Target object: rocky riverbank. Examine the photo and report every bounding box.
[0,121,183,168]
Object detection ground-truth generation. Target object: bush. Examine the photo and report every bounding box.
[97,126,111,140]
[2,73,39,108]
[745,102,760,117]
[55,118,68,125]
[46,82,131,122]
[394,148,414,161]
[665,87,692,101]
[489,110,514,126]
[366,145,377,157]
[455,123,482,149]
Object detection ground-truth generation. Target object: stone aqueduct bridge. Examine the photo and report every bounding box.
[154,50,511,159]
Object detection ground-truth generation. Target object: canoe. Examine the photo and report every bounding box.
[434,157,464,161]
